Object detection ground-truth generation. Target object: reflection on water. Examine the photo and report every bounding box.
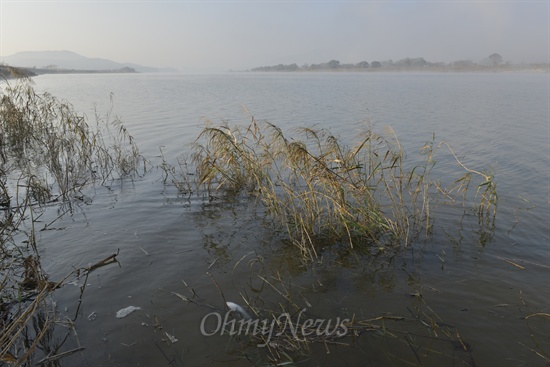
[23,72,550,366]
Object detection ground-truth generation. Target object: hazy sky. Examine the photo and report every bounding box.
[0,0,548,72]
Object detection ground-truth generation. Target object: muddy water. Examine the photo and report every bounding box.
[30,72,549,366]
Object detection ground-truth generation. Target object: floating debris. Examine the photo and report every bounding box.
[116,306,141,318]
[164,332,178,343]
[226,301,252,320]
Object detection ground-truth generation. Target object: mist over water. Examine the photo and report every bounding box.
[31,72,549,366]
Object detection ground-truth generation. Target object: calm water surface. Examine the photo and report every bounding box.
[29,72,549,366]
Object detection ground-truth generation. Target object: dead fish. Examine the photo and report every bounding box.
[226,301,252,320]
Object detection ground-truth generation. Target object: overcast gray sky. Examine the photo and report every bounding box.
[0,0,548,72]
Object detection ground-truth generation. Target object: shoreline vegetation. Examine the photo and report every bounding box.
[0,76,143,365]
[248,55,549,73]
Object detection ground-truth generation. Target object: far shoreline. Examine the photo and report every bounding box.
[243,65,549,74]
[0,65,138,80]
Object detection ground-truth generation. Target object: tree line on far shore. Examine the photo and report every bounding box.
[249,54,547,72]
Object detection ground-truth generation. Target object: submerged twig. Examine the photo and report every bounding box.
[80,249,120,275]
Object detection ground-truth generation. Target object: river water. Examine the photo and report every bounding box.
[28,72,549,366]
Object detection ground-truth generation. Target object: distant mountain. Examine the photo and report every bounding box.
[1,50,177,73]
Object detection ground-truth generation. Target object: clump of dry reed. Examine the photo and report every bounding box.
[0,76,139,365]
[0,78,143,202]
[182,117,496,259]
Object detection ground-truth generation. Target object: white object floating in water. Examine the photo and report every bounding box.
[226,301,252,320]
[115,306,141,318]
[164,332,178,343]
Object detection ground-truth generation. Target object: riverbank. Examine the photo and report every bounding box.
[0,64,137,79]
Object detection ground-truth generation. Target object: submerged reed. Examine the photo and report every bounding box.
[181,252,479,366]
[179,117,496,259]
[0,79,143,202]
